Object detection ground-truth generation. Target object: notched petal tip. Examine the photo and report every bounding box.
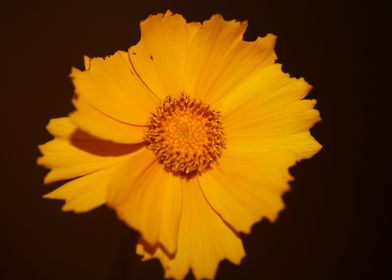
[69,66,82,80]
[37,142,57,185]
[42,189,77,213]
[42,191,92,214]
[144,9,171,19]
[265,32,278,40]
[71,51,128,76]
[273,63,313,84]
[42,189,61,200]
[140,10,182,27]
[312,104,322,124]
[163,9,174,17]
[265,201,286,223]
[256,33,277,47]
[42,170,62,185]
[36,156,51,181]
[209,13,248,27]
[83,55,91,70]
[139,9,199,39]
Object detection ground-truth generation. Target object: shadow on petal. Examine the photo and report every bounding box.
[70,129,147,157]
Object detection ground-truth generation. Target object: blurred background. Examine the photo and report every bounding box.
[0,0,388,279]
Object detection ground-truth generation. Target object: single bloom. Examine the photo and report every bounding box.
[38,11,321,279]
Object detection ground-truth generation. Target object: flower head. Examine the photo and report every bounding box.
[38,11,321,279]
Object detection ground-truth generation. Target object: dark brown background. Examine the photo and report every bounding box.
[1,0,388,279]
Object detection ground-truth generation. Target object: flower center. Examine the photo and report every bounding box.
[145,94,225,177]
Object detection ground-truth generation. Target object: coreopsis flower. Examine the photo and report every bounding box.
[38,11,321,279]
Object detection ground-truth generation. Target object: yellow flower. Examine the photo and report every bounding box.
[38,11,321,279]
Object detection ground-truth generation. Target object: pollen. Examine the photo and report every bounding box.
[145,94,225,177]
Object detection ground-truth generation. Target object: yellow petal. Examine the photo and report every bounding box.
[107,149,182,255]
[198,65,321,233]
[137,178,245,280]
[70,96,146,144]
[184,15,276,107]
[221,64,320,140]
[71,50,157,125]
[199,150,289,234]
[38,117,142,184]
[129,11,200,98]
[46,117,82,139]
[200,132,320,234]
[44,164,121,213]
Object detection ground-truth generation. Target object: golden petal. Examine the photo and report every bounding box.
[38,117,141,184]
[128,11,200,98]
[199,149,290,234]
[71,50,157,125]
[197,64,321,233]
[184,15,276,107]
[44,164,122,213]
[221,64,320,139]
[136,178,245,280]
[107,148,183,255]
[70,96,146,144]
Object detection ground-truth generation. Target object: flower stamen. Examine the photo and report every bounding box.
[145,94,225,177]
